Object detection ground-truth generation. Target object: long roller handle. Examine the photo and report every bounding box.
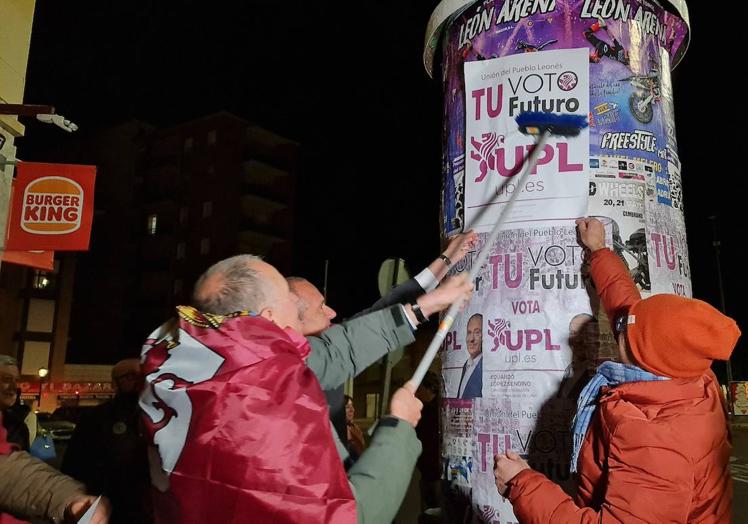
[410,130,551,388]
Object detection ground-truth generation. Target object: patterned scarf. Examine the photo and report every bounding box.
[570,361,668,473]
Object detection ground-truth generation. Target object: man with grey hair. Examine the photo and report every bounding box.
[192,254,271,315]
[140,254,473,523]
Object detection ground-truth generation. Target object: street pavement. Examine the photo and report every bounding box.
[731,419,748,520]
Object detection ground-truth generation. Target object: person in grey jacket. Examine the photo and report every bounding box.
[190,254,473,523]
[288,230,477,449]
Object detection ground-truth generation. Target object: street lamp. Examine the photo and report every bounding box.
[0,104,78,132]
[37,367,49,410]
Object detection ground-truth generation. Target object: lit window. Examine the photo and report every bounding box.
[184,137,194,151]
[32,270,54,290]
[147,214,158,235]
[207,130,217,145]
[200,238,210,255]
[176,243,186,259]
[365,394,380,419]
[179,207,189,225]
[202,201,213,218]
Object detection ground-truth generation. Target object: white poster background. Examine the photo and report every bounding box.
[465,49,590,232]
[471,398,515,524]
[474,225,592,393]
[646,151,691,298]
[451,226,593,521]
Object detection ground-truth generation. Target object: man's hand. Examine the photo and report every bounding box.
[576,217,606,252]
[443,230,479,266]
[389,381,423,428]
[65,495,111,523]
[413,274,473,320]
[494,451,530,497]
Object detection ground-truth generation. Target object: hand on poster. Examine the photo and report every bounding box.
[493,451,530,497]
[443,229,479,266]
[390,381,423,428]
[412,274,474,320]
[65,495,110,523]
[576,218,606,252]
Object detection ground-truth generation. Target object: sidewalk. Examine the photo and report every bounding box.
[731,418,748,520]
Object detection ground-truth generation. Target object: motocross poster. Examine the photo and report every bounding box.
[642,49,691,298]
[436,0,690,520]
[587,154,654,295]
[441,0,689,237]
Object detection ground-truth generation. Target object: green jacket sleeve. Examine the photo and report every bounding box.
[0,450,86,522]
[306,305,415,390]
[347,417,422,524]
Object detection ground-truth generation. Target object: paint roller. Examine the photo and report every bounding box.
[410,111,589,389]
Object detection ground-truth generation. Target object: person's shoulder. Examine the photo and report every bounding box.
[600,384,724,446]
[6,403,31,420]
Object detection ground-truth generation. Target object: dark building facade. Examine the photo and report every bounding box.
[4,113,298,369]
[135,112,298,341]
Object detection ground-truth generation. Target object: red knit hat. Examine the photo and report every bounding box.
[624,295,741,378]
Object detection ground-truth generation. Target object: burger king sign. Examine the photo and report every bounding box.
[6,162,96,251]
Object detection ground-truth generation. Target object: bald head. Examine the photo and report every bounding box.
[287,277,337,336]
[112,358,144,395]
[193,255,302,332]
[193,255,270,315]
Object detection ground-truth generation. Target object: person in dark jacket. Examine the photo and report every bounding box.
[415,372,441,512]
[343,394,366,461]
[62,359,151,524]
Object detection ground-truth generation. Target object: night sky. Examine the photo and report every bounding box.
[18,1,746,376]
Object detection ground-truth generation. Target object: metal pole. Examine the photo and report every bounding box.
[411,131,551,388]
[379,259,402,417]
[0,104,55,116]
[323,259,329,301]
[326,259,354,397]
[709,216,733,391]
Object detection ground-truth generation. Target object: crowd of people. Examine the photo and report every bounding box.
[0,218,740,523]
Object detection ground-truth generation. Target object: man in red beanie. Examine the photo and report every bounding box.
[494,217,741,523]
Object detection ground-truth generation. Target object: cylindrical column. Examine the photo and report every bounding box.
[430,1,690,519]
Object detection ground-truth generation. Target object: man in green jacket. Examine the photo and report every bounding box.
[190,254,473,523]
[287,230,477,456]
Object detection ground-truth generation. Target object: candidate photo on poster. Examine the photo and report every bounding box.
[457,313,483,399]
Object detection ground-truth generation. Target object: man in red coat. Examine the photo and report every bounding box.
[494,217,740,523]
